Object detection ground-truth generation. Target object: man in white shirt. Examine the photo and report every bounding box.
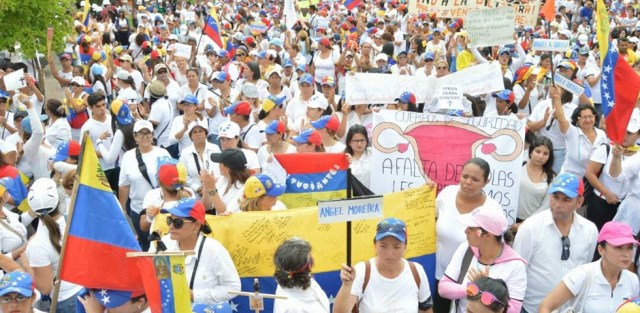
[513,173,598,313]
[146,80,174,151]
[81,93,118,192]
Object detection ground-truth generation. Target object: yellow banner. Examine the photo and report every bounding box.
[154,186,436,277]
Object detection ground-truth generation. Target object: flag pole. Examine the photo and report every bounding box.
[346,168,352,267]
[192,14,209,67]
[50,131,89,312]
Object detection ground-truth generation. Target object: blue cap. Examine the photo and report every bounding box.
[499,47,511,55]
[21,114,48,134]
[395,92,417,104]
[164,197,206,223]
[76,288,146,312]
[292,128,322,146]
[91,65,104,76]
[270,37,283,48]
[213,71,231,82]
[192,303,232,313]
[375,218,407,243]
[424,51,435,61]
[0,272,34,297]
[257,51,268,59]
[51,140,81,162]
[492,90,515,102]
[111,100,134,126]
[216,50,230,58]
[548,173,584,198]
[245,173,286,198]
[180,94,199,105]
[296,64,307,73]
[299,73,314,85]
[264,120,286,135]
[282,58,293,68]
[0,90,9,99]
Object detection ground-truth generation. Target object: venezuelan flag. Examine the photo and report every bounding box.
[344,0,361,10]
[274,153,349,209]
[137,255,191,313]
[0,175,29,213]
[81,2,90,28]
[204,11,224,49]
[59,134,145,290]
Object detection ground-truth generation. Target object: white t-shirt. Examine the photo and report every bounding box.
[274,279,330,313]
[285,95,311,129]
[257,144,296,170]
[350,149,373,189]
[0,208,27,257]
[325,141,346,153]
[118,147,171,213]
[528,99,578,150]
[242,148,260,172]
[590,144,628,199]
[169,115,206,152]
[215,176,244,213]
[349,258,431,313]
[513,84,539,117]
[240,122,263,150]
[179,143,222,193]
[45,118,72,149]
[0,111,15,140]
[80,116,116,171]
[148,98,174,148]
[26,217,82,301]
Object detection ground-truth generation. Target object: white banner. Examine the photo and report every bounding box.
[370,111,525,224]
[318,196,384,224]
[467,7,515,48]
[174,43,192,59]
[532,39,571,52]
[345,62,505,105]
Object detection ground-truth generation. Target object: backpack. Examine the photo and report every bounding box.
[352,260,421,313]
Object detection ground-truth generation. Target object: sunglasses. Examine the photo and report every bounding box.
[436,66,447,70]
[561,236,570,260]
[236,53,246,57]
[166,216,194,229]
[157,69,168,74]
[467,282,506,307]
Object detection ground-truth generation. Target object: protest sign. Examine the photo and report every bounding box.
[554,73,585,97]
[532,39,571,52]
[370,111,525,225]
[345,62,504,104]
[408,0,483,17]
[434,85,464,112]
[183,11,196,21]
[3,69,26,91]
[318,196,384,224]
[173,43,192,59]
[467,7,515,47]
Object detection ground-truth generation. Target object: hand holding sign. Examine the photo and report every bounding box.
[3,69,26,91]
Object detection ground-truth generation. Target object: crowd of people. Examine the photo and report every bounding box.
[0,0,639,311]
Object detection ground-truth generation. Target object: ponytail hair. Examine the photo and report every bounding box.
[39,208,62,254]
[46,99,67,118]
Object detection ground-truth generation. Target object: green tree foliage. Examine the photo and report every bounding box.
[0,0,75,58]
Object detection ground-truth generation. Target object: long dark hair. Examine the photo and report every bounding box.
[529,135,555,184]
[344,125,369,155]
[40,208,62,254]
[467,277,509,313]
[110,110,137,151]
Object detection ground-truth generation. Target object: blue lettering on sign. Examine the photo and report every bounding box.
[319,207,343,217]
[347,203,380,215]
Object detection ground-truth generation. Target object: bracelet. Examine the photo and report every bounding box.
[208,188,218,197]
[97,141,104,145]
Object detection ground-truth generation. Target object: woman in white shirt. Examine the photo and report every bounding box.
[0,177,27,261]
[516,136,555,224]
[239,174,287,212]
[20,98,54,180]
[151,198,241,304]
[44,99,72,149]
[26,178,82,312]
[169,95,207,152]
[311,115,346,153]
[257,120,296,169]
[273,237,329,313]
[345,125,372,189]
[179,119,222,196]
[202,148,251,214]
[540,221,640,313]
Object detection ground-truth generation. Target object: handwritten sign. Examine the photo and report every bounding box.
[532,39,571,52]
[370,111,525,225]
[409,0,484,17]
[318,196,384,224]
[487,0,540,26]
[435,85,464,111]
[467,7,515,47]
[345,62,504,104]
[3,69,26,91]
[173,43,192,59]
[554,73,585,97]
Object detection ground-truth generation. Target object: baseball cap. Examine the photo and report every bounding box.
[375,53,387,62]
[187,120,209,135]
[52,140,81,162]
[133,119,154,133]
[216,50,230,58]
[395,92,416,104]
[598,221,639,246]
[154,63,168,73]
[307,94,328,110]
[558,29,572,38]
[498,47,511,55]
[59,53,72,61]
[459,203,508,236]
[299,73,314,85]
[627,108,640,132]
[319,37,332,48]
[558,59,577,71]
[110,99,134,126]
[264,120,286,135]
[118,54,133,63]
[244,174,286,199]
[28,178,58,214]
[156,156,187,189]
[210,148,247,170]
[213,71,231,82]
[311,115,340,131]
[116,70,132,80]
[321,76,335,86]
[148,80,167,98]
[223,101,252,116]
[548,172,584,198]
[579,45,590,56]
[282,59,293,68]
[296,64,308,73]
[266,68,282,78]
[0,272,34,297]
[71,76,86,86]
[262,95,286,113]
[21,114,48,134]
[77,289,145,311]
[165,198,206,224]
[241,84,259,99]
[13,110,27,121]
[217,121,241,139]
[192,303,232,313]
[257,51,268,59]
[578,34,589,45]
[180,95,198,105]
[91,65,104,76]
[292,128,323,146]
[0,90,9,99]
[617,298,640,313]
[424,52,435,61]
[492,90,515,102]
[374,218,407,243]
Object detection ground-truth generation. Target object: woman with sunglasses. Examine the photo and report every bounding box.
[273,237,329,313]
[334,218,434,313]
[439,203,526,313]
[63,76,90,141]
[151,198,241,304]
[539,221,640,313]
[466,277,510,313]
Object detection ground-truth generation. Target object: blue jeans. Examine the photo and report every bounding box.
[553,148,566,174]
[56,291,80,313]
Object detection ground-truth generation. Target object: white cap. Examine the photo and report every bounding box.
[116,70,132,80]
[102,0,111,5]
[187,119,209,135]
[28,178,59,214]
[630,36,639,44]
[71,76,86,86]
[0,141,16,154]
[307,94,329,110]
[218,121,240,139]
[578,34,589,45]
[375,53,387,62]
[133,119,154,133]
[558,29,572,38]
[627,108,640,133]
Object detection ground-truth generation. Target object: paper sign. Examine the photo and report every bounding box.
[3,69,26,91]
[435,85,464,111]
[467,7,515,47]
[437,62,505,96]
[318,196,384,224]
[532,39,571,52]
[173,43,192,59]
[408,0,483,17]
[554,73,585,97]
[183,11,196,22]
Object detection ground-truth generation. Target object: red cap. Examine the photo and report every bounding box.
[150,50,160,59]
[233,101,252,115]
[319,37,332,47]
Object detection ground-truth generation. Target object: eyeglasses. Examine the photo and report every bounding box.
[135,132,153,138]
[561,236,571,260]
[467,282,505,307]
[157,69,168,74]
[436,66,447,70]
[0,295,29,304]
[236,53,246,58]
[346,55,354,59]
[166,216,194,229]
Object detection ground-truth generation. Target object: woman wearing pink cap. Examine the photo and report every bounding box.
[539,221,640,313]
[439,203,527,313]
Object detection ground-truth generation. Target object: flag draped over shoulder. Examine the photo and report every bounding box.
[59,134,144,290]
[0,169,30,213]
[204,12,224,49]
[137,255,191,313]
[597,0,640,144]
[274,153,349,209]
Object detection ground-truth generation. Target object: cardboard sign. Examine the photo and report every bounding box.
[318,196,384,224]
[554,73,585,96]
[532,39,571,52]
[173,43,192,59]
[3,69,26,91]
[467,7,515,47]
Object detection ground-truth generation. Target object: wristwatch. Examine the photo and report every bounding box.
[208,188,218,197]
